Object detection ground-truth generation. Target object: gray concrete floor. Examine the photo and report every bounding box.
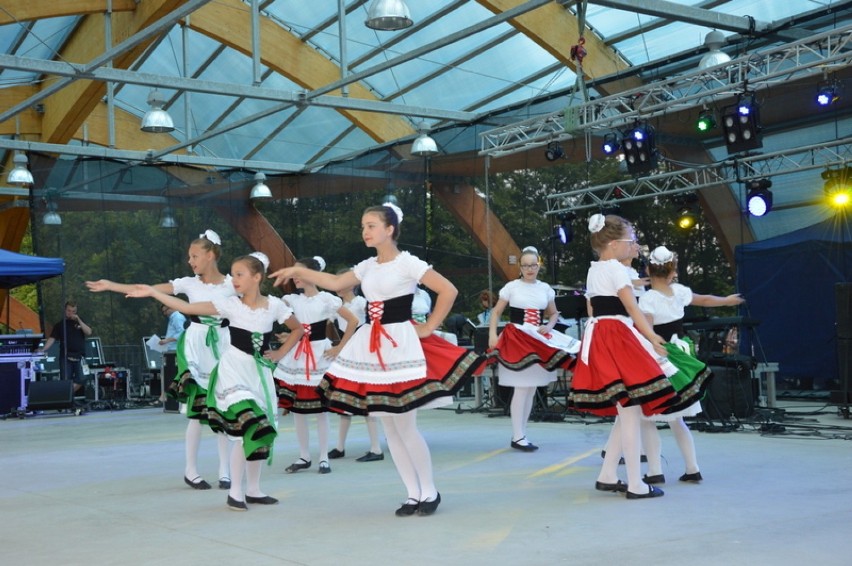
[2,395,852,566]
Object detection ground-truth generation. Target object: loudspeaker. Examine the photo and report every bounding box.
[0,362,22,414]
[702,364,754,420]
[837,283,852,340]
[162,352,180,413]
[27,380,75,411]
[830,338,852,405]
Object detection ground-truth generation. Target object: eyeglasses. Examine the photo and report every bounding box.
[520,264,539,269]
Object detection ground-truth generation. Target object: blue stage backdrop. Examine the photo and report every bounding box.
[735,214,852,388]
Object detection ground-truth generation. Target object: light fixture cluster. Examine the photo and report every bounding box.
[601,122,658,175]
[721,92,762,154]
[745,178,773,217]
[545,141,564,161]
[822,167,851,209]
[552,212,575,245]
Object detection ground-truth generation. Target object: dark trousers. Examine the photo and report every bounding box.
[60,357,86,392]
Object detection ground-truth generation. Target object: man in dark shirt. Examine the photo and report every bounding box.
[39,301,93,394]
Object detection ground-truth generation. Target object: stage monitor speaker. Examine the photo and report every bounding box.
[27,380,75,411]
[702,364,754,420]
[0,362,22,414]
[837,283,852,340]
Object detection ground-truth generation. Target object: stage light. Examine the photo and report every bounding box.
[721,93,762,154]
[823,168,851,209]
[552,213,574,245]
[545,141,564,161]
[696,109,716,132]
[816,81,839,107]
[746,178,773,217]
[677,208,697,230]
[621,123,657,175]
[602,133,620,155]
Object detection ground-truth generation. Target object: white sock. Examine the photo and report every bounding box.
[184,419,202,479]
[616,404,645,493]
[597,417,622,484]
[366,416,382,454]
[670,417,699,474]
[381,411,436,501]
[510,386,536,443]
[336,415,352,451]
[293,413,311,461]
[217,433,231,480]
[228,438,246,501]
[317,413,329,461]
[641,419,663,476]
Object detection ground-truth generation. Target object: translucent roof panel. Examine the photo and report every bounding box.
[0,16,77,85]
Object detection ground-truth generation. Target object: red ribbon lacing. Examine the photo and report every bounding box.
[368,301,398,370]
[294,323,317,380]
[523,309,541,326]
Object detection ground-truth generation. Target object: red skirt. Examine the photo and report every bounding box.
[276,381,325,414]
[570,318,679,417]
[489,323,575,371]
[318,333,486,416]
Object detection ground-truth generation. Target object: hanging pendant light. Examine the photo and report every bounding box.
[411,121,438,157]
[141,89,175,133]
[698,30,732,70]
[365,0,413,31]
[250,172,273,200]
[159,206,177,228]
[7,151,34,185]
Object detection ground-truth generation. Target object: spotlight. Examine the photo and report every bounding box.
[553,213,574,245]
[816,81,840,107]
[721,93,762,154]
[621,122,657,175]
[745,178,773,217]
[677,208,697,230]
[602,133,620,155]
[696,109,717,132]
[823,168,852,209]
[545,141,564,162]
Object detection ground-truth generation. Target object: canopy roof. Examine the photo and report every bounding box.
[0,248,65,288]
[0,0,850,260]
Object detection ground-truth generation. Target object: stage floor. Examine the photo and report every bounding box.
[1,399,851,566]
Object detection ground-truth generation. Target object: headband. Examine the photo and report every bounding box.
[522,246,539,255]
[200,229,221,246]
[250,251,270,271]
[588,214,605,233]
[649,246,676,265]
[383,201,404,224]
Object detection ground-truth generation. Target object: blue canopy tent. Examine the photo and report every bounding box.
[0,248,65,288]
[735,214,852,389]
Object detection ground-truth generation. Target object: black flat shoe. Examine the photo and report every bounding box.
[595,480,627,493]
[510,437,539,452]
[328,448,345,459]
[601,450,646,464]
[643,474,666,485]
[246,495,279,505]
[284,458,311,473]
[418,493,441,516]
[184,476,212,490]
[356,451,385,462]
[679,471,703,483]
[218,478,231,490]
[626,485,664,500]
[395,498,420,517]
[226,496,248,511]
[318,461,331,474]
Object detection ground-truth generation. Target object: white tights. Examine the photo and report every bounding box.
[597,404,645,493]
[226,438,267,501]
[380,411,437,502]
[184,418,232,480]
[335,415,382,454]
[510,386,537,442]
[293,412,329,462]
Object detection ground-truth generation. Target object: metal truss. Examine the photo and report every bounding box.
[545,137,852,214]
[481,24,852,158]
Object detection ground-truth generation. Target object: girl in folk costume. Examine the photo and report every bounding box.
[328,272,385,463]
[127,252,304,511]
[487,246,578,451]
[570,214,707,499]
[638,245,744,484]
[86,230,235,491]
[270,203,485,517]
[274,256,359,475]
